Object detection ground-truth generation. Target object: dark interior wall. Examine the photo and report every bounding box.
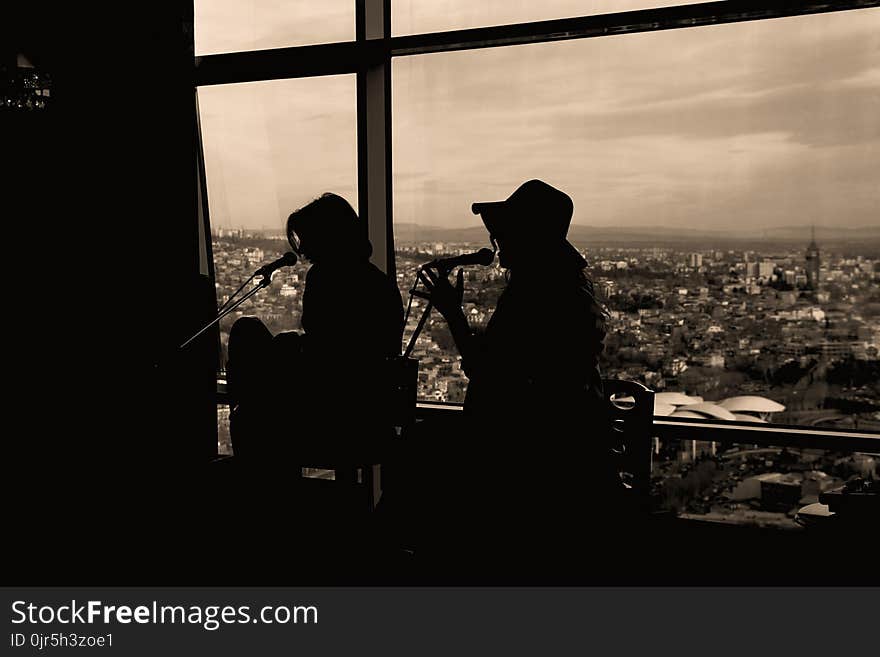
[8,3,218,462]
[6,4,218,579]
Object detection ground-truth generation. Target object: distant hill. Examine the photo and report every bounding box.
[393,222,880,245]
[394,223,486,244]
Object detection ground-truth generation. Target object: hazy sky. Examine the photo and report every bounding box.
[195,0,354,54]
[196,4,879,231]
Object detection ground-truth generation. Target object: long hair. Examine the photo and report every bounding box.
[507,242,610,315]
[575,265,611,365]
[579,267,610,318]
[506,247,610,359]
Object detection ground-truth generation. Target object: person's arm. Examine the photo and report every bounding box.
[444,304,479,366]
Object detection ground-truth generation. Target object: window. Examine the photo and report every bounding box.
[196,1,880,477]
[392,10,880,429]
[197,76,357,453]
[195,0,355,55]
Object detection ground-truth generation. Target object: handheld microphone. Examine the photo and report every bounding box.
[423,247,495,273]
[255,251,298,277]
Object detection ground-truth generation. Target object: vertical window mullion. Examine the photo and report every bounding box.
[357,0,394,277]
[194,90,215,283]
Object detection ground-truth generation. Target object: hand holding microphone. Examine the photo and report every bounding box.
[418,266,466,319]
[421,247,495,273]
[416,247,494,319]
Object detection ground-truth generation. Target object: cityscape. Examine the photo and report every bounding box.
[212,225,879,526]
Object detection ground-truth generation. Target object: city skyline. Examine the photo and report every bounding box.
[198,7,879,232]
[212,221,880,238]
[211,233,879,424]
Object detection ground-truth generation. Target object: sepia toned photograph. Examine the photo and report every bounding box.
[4,0,878,593]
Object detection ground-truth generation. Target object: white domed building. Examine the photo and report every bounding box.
[649,392,785,423]
[718,396,786,422]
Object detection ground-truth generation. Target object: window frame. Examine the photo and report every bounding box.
[195,0,880,449]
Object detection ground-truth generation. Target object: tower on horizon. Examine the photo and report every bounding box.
[805,225,820,290]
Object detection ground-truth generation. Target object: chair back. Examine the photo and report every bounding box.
[602,379,654,509]
[383,356,419,427]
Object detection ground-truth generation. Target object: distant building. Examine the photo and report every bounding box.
[806,227,821,289]
[780,343,806,357]
[818,341,853,359]
[801,471,837,502]
[760,473,803,511]
[731,473,782,501]
[689,253,703,268]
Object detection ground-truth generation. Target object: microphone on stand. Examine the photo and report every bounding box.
[255,251,298,278]
[179,251,298,350]
[422,247,495,273]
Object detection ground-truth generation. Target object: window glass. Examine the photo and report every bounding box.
[198,75,357,456]
[195,0,355,55]
[651,436,877,526]
[393,0,703,36]
[392,10,880,434]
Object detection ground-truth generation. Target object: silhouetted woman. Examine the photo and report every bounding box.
[228,193,403,464]
[419,180,617,559]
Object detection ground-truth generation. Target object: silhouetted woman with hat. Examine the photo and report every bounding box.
[420,179,618,564]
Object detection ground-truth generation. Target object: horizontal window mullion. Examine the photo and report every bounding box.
[195,40,385,86]
[389,0,879,56]
[192,2,879,82]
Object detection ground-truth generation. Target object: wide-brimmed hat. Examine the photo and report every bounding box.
[472,179,584,266]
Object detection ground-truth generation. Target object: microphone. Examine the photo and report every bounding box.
[423,247,495,273]
[255,251,298,277]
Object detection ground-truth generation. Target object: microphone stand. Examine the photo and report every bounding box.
[217,272,257,313]
[402,264,440,359]
[179,274,274,350]
[403,297,432,359]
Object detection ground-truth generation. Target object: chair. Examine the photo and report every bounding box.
[221,355,418,513]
